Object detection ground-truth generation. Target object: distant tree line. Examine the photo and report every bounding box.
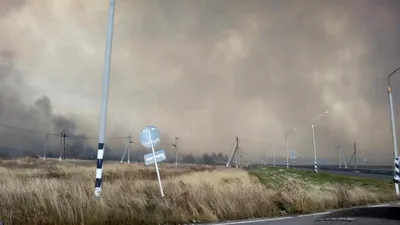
[0,146,230,165]
[177,152,229,165]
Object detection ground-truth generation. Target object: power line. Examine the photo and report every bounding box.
[0,122,57,135]
[0,122,129,140]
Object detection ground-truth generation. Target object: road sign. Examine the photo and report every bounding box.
[140,125,160,149]
[144,149,167,165]
[139,125,164,198]
[291,149,296,159]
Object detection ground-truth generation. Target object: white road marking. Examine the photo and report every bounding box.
[296,212,330,217]
[209,202,400,225]
[211,216,294,225]
[212,211,331,225]
[368,204,389,208]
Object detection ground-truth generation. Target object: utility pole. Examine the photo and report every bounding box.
[62,131,66,160]
[354,142,357,169]
[59,130,64,161]
[341,146,347,169]
[226,136,239,168]
[285,128,296,168]
[236,136,239,168]
[120,133,133,163]
[348,142,357,169]
[338,145,341,168]
[128,133,132,163]
[43,134,48,160]
[172,137,179,166]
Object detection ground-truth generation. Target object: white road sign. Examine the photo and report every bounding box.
[144,149,167,165]
[140,125,161,149]
[291,149,296,159]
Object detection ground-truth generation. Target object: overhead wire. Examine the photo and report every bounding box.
[0,122,130,140]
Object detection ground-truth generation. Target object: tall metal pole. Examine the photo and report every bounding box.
[285,136,288,168]
[312,124,318,173]
[311,110,329,173]
[94,0,116,198]
[387,67,400,196]
[285,129,296,168]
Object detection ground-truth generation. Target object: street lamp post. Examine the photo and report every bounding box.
[387,67,400,196]
[285,128,296,168]
[311,110,330,173]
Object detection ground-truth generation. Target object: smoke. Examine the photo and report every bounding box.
[0,0,399,164]
[0,50,91,155]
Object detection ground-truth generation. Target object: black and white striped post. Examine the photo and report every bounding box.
[94,0,116,198]
[395,157,399,187]
[387,68,400,196]
[314,160,318,173]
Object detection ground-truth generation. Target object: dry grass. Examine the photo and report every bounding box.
[0,158,397,225]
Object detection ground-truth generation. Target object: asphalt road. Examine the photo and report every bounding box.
[291,166,393,180]
[204,202,400,225]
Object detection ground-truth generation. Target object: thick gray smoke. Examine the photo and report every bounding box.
[0,50,90,156]
[0,0,399,164]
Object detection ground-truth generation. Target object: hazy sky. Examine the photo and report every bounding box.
[0,0,399,164]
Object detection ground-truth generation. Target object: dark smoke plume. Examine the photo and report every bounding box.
[0,51,89,157]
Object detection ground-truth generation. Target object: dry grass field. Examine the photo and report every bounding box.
[0,158,397,225]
